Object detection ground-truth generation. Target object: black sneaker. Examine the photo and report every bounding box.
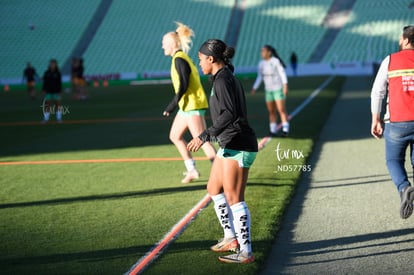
[400,186,414,219]
[281,131,289,137]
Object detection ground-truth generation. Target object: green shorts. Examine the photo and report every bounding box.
[44,94,61,101]
[265,89,285,102]
[217,148,257,168]
[177,109,206,117]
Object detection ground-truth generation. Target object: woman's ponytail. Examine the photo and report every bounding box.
[175,22,194,54]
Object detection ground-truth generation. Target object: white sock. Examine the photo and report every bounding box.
[56,110,62,121]
[184,159,195,172]
[44,112,50,121]
[210,193,235,239]
[282,122,290,133]
[270,122,277,134]
[230,201,252,254]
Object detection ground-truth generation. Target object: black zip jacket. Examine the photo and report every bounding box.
[199,66,258,152]
[42,69,62,94]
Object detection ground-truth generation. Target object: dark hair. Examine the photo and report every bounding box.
[49,59,60,71]
[403,25,414,47]
[263,45,286,68]
[199,39,235,72]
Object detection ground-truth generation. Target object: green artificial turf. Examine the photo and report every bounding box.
[0,76,344,274]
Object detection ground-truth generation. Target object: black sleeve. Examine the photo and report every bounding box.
[77,66,84,78]
[199,78,235,141]
[164,58,191,113]
[57,72,62,92]
[42,72,47,91]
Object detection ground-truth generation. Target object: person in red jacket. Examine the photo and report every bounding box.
[371,25,414,219]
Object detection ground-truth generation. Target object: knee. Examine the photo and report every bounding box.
[207,182,222,196]
[224,192,242,206]
[207,184,214,195]
[277,105,286,114]
[169,132,179,144]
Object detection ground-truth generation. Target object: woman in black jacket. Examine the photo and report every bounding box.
[188,39,258,264]
[42,59,62,122]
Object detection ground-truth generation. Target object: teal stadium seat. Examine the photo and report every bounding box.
[323,0,413,63]
[1,0,413,80]
[83,0,233,76]
[0,0,101,80]
[236,0,334,67]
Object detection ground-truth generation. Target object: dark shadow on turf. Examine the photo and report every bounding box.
[0,244,153,266]
[0,185,206,209]
[247,182,293,188]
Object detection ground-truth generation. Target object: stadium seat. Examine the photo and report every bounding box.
[236,0,334,66]
[0,0,101,79]
[83,0,233,76]
[323,1,413,63]
[1,0,413,80]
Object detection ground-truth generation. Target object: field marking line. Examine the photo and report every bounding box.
[0,157,209,166]
[0,117,168,126]
[1,76,333,166]
[125,194,212,275]
[125,76,335,274]
[0,114,268,127]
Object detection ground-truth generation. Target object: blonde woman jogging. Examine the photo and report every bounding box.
[251,45,289,137]
[188,39,258,264]
[162,22,216,183]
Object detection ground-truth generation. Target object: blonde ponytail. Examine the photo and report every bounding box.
[175,22,194,54]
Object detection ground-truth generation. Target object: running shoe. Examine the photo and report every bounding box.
[210,237,239,252]
[400,185,414,219]
[181,169,200,183]
[218,251,254,264]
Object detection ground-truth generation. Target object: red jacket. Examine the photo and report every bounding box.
[388,50,414,122]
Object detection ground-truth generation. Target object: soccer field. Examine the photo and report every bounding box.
[0,76,343,274]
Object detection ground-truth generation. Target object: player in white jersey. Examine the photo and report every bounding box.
[251,45,289,136]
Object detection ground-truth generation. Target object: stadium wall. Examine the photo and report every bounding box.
[0,61,374,86]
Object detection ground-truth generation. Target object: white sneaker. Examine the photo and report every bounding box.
[210,237,239,252]
[218,250,254,264]
[181,169,200,183]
